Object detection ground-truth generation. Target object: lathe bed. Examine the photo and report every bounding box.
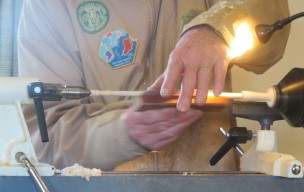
[1,172,304,192]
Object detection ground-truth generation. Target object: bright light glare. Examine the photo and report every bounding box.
[227,22,254,59]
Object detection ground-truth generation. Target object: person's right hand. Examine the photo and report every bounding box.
[149,25,230,112]
[120,108,202,150]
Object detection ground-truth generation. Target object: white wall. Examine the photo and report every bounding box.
[231,0,304,162]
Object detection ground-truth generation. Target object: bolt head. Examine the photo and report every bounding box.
[292,164,302,175]
[34,86,41,94]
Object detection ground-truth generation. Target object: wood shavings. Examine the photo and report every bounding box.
[182,172,194,176]
[60,164,102,181]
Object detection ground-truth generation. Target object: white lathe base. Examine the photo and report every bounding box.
[240,130,303,178]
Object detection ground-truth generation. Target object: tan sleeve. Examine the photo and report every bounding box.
[24,100,149,170]
[182,0,290,74]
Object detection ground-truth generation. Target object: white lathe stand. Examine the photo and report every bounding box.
[0,77,54,176]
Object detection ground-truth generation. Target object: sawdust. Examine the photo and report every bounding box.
[60,164,102,181]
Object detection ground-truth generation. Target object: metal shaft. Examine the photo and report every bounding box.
[15,152,49,192]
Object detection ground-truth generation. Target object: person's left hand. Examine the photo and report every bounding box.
[149,25,230,112]
[120,108,202,151]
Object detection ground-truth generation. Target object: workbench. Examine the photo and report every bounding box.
[1,172,304,192]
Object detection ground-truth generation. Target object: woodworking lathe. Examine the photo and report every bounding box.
[0,68,304,192]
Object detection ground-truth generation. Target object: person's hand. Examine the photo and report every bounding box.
[120,108,202,150]
[149,25,230,112]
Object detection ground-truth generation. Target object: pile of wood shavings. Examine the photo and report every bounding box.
[60,164,102,181]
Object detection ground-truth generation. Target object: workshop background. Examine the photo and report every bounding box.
[231,0,304,163]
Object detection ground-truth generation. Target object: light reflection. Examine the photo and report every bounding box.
[228,21,254,59]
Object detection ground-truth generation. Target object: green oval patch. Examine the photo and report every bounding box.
[77,1,109,34]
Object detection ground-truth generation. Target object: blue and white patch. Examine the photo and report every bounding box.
[99,29,139,69]
[77,1,109,34]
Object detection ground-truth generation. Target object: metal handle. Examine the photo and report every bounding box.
[28,82,49,142]
[15,152,50,192]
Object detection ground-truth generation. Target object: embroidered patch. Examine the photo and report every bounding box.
[77,1,109,34]
[99,29,139,69]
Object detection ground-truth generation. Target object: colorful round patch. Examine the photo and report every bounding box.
[77,1,109,34]
[99,29,139,69]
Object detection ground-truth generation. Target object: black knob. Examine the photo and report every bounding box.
[210,127,252,166]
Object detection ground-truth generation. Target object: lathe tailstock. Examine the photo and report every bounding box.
[0,77,55,176]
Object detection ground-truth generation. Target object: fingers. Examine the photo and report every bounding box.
[122,108,202,150]
[178,58,228,109]
[213,57,230,96]
[195,56,229,104]
[195,67,212,106]
[148,112,201,150]
[177,67,197,111]
[151,26,229,112]
[160,53,183,97]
